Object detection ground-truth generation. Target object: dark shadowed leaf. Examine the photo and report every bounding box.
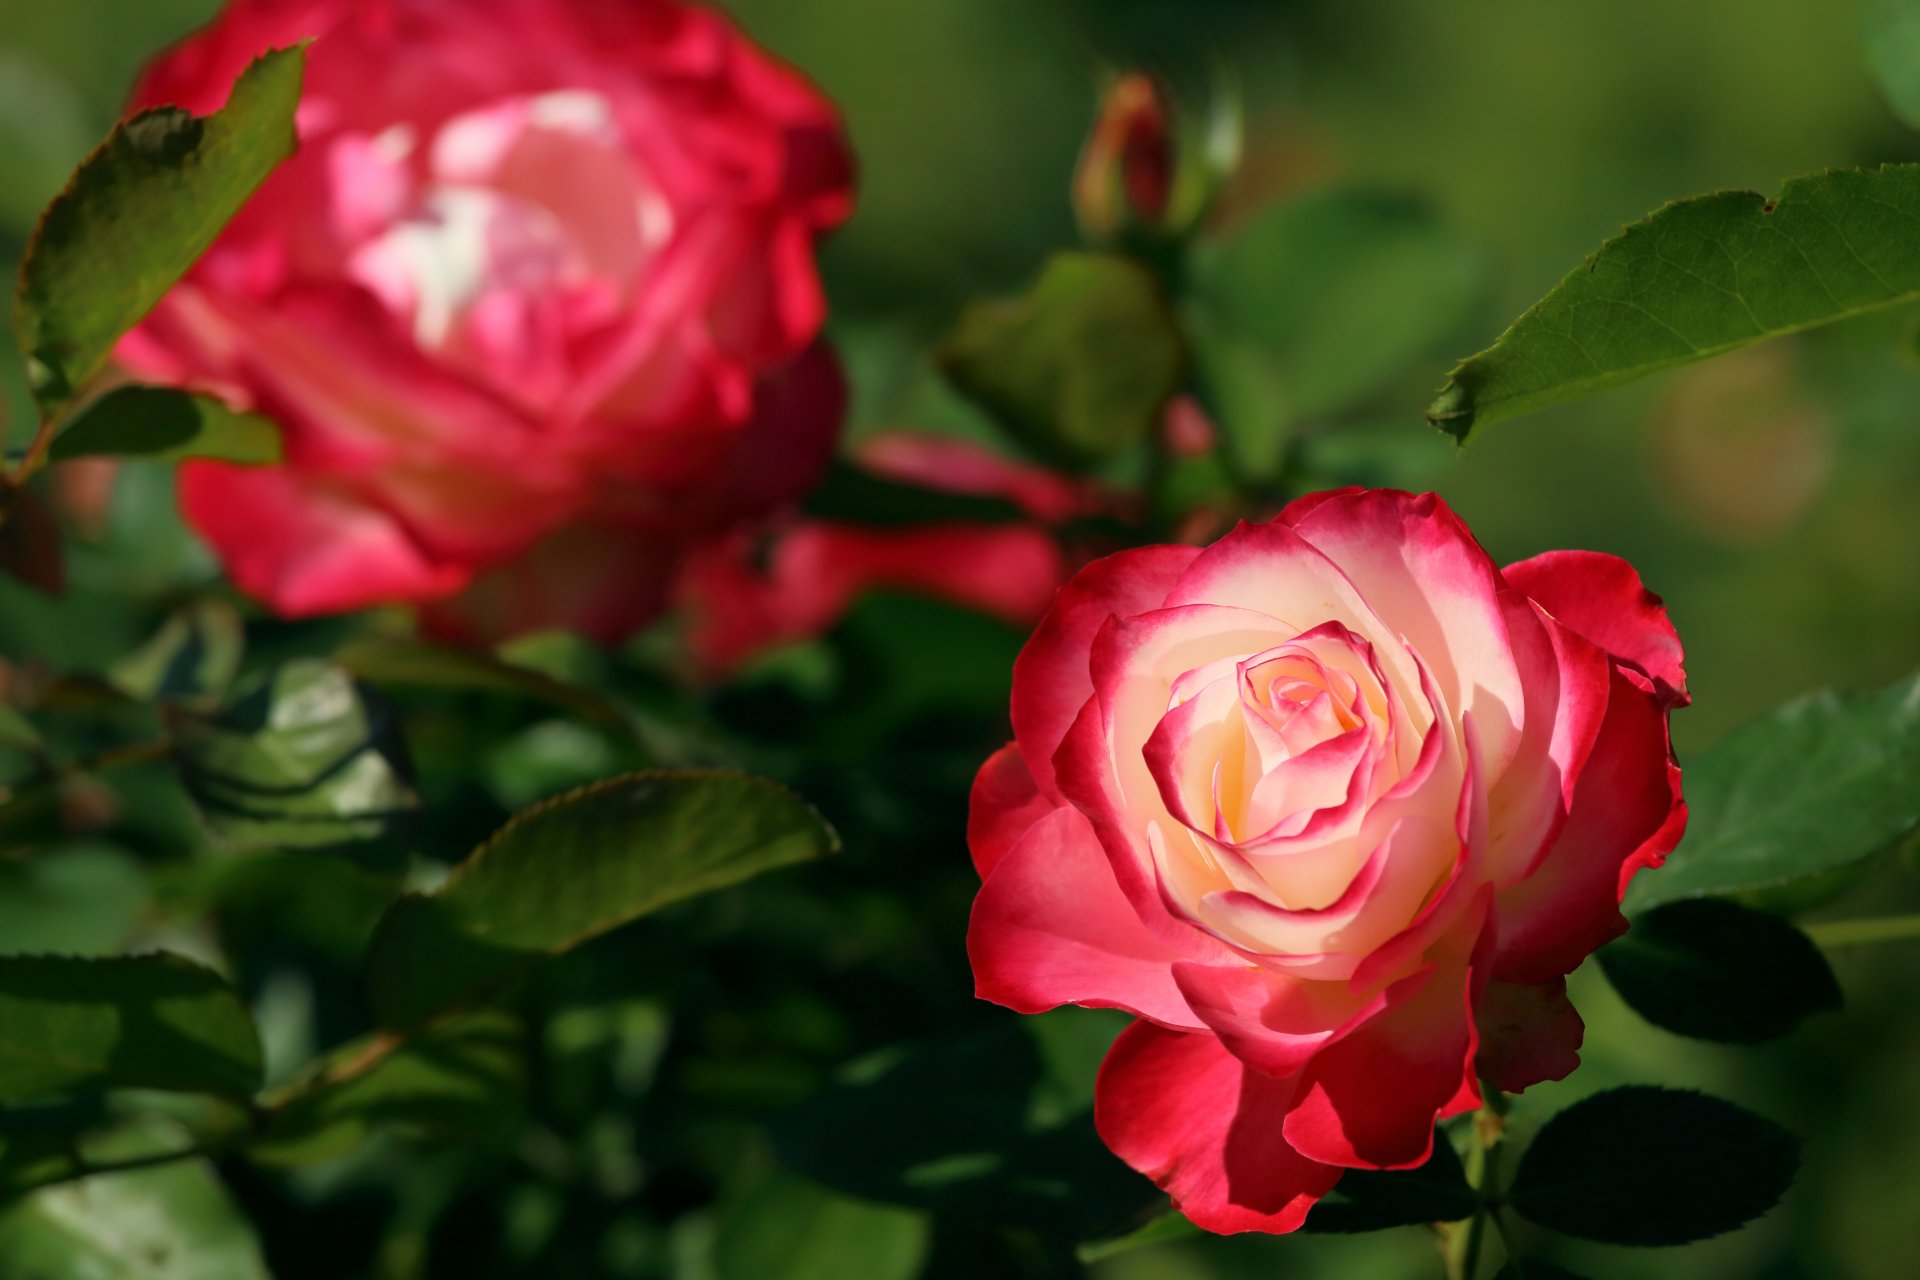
[50,387,280,465]
[799,458,1029,528]
[776,1009,1160,1239]
[110,599,244,705]
[1494,1264,1592,1280]
[0,1154,269,1278]
[170,659,419,850]
[1303,1129,1476,1231]
[0,954,262,1102]
[1509,1087,1798,1245]
[365,770,836,1028]
[1599,899,1841,1042]
[1429,166,1920,440]
[252,1011,525,1165]
[1628,673,1920,911]
[1185,188,1479,478]
[12,48,304,413]
[939,252,1183,465]
[0,485,65,596]
[713,1173,930,1280]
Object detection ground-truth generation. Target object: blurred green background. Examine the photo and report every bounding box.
[3,0,1919,1277]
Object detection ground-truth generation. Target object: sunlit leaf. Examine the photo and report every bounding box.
[12,47,304,413]
[1430,166,1920,440]
[1628,672,1920,911]
[365,770,836,1028]
[0,1154,270,1278]
[110,599,244,705]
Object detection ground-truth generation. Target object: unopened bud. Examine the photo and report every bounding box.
[1074,73,1176,241]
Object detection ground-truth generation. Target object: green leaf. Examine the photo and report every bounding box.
[1628,672,1920,911]
[12,48,304,414]
[0,1157,270,1279]
[1185,188,1480,478]
[939,252,1183,465]
[1599,899,1841,1043]
[1429,165,1920,441]
[1494,1265,1591,1280]
[0,702,42,751]
[252,1011,525,1166]
[1075,1208,1201,1263]
[365,770,836,1028]
[1302,1130,1476,1232]
[1867,1,1920,130]
[170,659,420,851]
[332,636,634,739]
[0,954,263,1103]
[110,599,244,705]
[50,387,280,466]
[0,844,148,957]
[1508,1087,1798,1245]
[775,1010,1160,1239]
[713,1173,930,1280]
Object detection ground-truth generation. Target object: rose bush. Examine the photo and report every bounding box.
[118,0,853,639]
[967,487,1688,1233]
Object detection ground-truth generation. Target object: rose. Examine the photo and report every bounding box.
[674,430,1115,674]
[118,0,853,639]
[967,488,1686,1233]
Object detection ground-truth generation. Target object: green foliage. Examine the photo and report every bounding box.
[712,1173,931,1280]
[0,953,262,1103]
[49,387,281,465]
[365,771,837,1028]
[333,636,635,740]
[1508,1087,1799,1246]
[253,1011,526,1165]
[170,659,420,851]
[1628,671,1920,911]
[939,251,1183,465]
[1302,1131,1477,1232]
[775,1010,1159,1240]
[1185,187,1480,479]
[109,599,244,705]
[1494,1264,1591,1280]
[800,458,1029,528]
[12,47,304,413]
[1599,899,1841,1043]
[1866,1,1920,130]
[0,1156,270,1279]
[1430,165,1920,440]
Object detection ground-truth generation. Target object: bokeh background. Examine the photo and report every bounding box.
[3,1,1918,1277]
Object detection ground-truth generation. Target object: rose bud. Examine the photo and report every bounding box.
[116,0,853,641]
[967,488,1687,1233]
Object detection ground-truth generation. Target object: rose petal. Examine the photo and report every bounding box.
[968,743,1054,878]
[969,807,1202,1029]
[1095,1021,1343,1234]
[1475,977,1584,1093]
[1502,549,1689,707]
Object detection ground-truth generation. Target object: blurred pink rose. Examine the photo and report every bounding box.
[119,0,853,633]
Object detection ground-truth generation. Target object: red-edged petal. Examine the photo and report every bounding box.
[1281,957,1478,1169]
[1171,962,1386,1079]
[1493,667,1687,985]
[969,807,1201,1029]
[968,743,1054,878]
[1502,549,1688,708]
[1095,1022,1343,1234]
[1010,544,1201,800]
[1474,978,1584,1093]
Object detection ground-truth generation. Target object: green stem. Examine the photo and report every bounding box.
[1444,1088,1508,1280]
[1804,913,1920,948]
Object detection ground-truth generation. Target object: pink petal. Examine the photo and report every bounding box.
[1493,667,1687,985]
[1171,962,1386,1079]
[1502,549,1688,708]
[969,807,1201,1029]
[968,743,1055,878]
[1010,544,1201,801]
[1095,1021,1343,1234]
